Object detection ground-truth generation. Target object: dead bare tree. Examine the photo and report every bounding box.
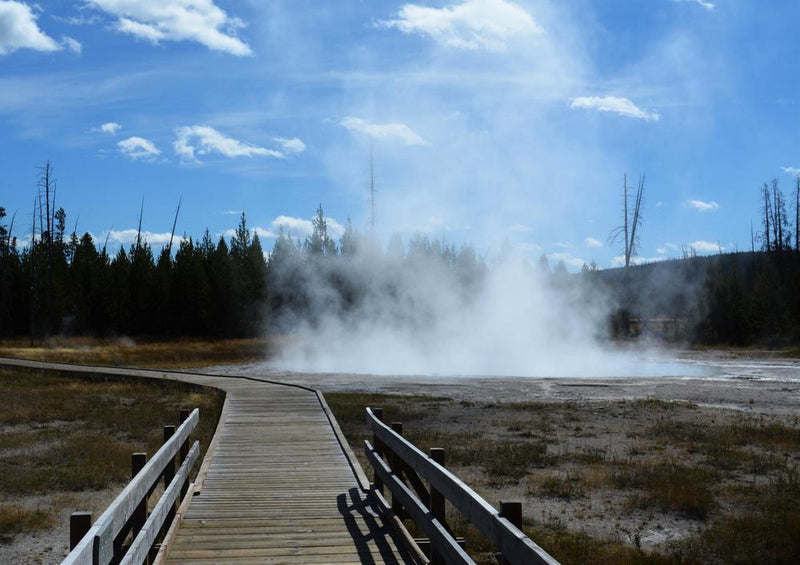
[167,196,183,255]
[761,182,772,252]
[609,173,645,268]
[794,175,799,251]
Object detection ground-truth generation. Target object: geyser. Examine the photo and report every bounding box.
[270,242,689,378]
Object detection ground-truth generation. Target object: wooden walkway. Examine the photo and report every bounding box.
[0,359,420,565]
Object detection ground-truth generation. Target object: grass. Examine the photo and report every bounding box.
[611,461,716,519]
[325,391,800,565]
[0,505,54,543]
[0,366,224,543]
[0,336,271,368]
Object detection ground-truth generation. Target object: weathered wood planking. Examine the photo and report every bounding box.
[164,382,417,565]
[0,358,420,565]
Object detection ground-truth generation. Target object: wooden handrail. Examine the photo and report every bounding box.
[365,407,561,565]
[62,408,199,565]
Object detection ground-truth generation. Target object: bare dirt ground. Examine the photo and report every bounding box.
[207,349,800,416]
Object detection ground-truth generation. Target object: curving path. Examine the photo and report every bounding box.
[0,358,420,565]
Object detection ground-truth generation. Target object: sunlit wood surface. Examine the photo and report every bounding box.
[0,358,417,565]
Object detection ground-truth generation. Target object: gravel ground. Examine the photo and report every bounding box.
[205,349,800,415]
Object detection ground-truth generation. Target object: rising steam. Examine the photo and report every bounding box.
[269,243,679,378]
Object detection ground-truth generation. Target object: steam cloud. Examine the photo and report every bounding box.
[270,244,678,378]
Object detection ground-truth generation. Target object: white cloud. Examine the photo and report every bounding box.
[118,136,161,160]
[174,125,282,162]
[104,229,183,247]
[570,96,660,121]
[225,214,346,241]
[96,121,122,134]
[584,237,602,248]
[782,166,800,177]
[684,199,719,212]
[53,14,101,26]
[87,0,251,56]
[690,240,723,253]
[271,215,345,239]
[672,0,715,11]
[341,117,429,146]
[61,36,81,53]
[378,0,543,51]
[0,1,61,55]
[507,224,532,233]
[273,137,306,155]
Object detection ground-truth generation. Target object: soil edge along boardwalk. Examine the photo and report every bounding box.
[0,358,419,565]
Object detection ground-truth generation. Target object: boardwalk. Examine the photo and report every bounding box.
[0,359,419,565]
[164,379,417,565]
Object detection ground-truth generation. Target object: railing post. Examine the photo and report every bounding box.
[391,422,404,516]
[371,408,384,493]
[131,453,147,538]
[179,409,191,499]
[430,448,446,565]
[499,501,523,565]
[69,512,92,550]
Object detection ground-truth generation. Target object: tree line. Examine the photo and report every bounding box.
[2,162,800,346]
[0,168,486,341]
[597,175,800,345]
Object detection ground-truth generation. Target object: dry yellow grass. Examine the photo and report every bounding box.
[0,366,224,545]
[0,336,272,368]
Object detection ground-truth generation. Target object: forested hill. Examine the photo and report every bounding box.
[592,250,800,345]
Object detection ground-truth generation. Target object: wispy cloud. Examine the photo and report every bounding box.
[225,215,346,241]
[584,237,602,248]
[103,228,183,247]
[690,240,724,253]
[377,0,543,51]
[273,137,306,156]
[0,1,61,55]
[87,0,251,56]
[781,166,800,177]
[341,117,429,146]
[173,125,283,163]
[117,136,160,160]
[570,96,660,121]
[684,199,719,212]
[61,36,82,53]
[94,121,122,134]
[672,0,715,11]
[547,252,586,269]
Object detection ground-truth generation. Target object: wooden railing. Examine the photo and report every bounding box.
[61,408,200,565]
[365,407,561,565]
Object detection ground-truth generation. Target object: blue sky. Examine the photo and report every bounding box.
[1,0,798,269]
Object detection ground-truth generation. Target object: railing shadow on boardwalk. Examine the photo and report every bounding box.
[337,488,408,565]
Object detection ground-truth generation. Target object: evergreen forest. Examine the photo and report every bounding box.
[2,165,800,346]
